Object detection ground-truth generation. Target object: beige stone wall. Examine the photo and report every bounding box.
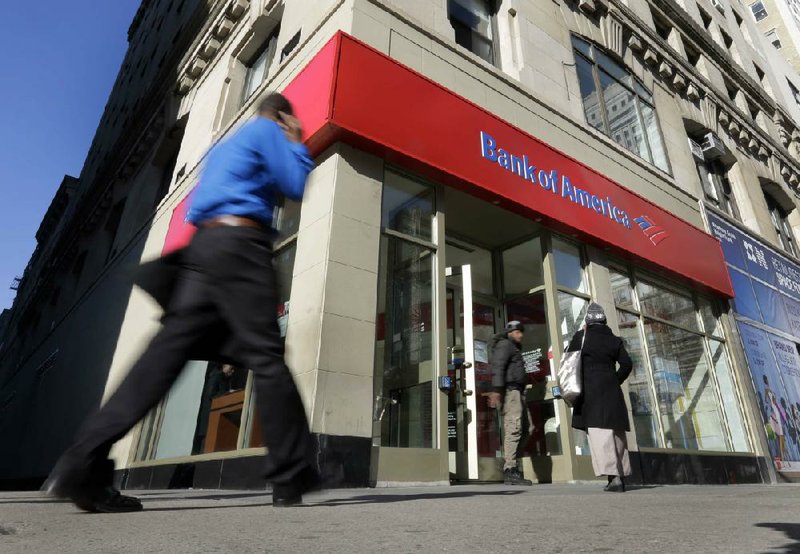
[754,0,800,75]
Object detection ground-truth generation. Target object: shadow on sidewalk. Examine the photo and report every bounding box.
[755,523,800,553]
[140,489,527,511]
[0,492,271,505]
[311,489,526,507]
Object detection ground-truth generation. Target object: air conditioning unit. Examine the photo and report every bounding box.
[702,132,728,159]
[711,0,725,14]
[688,138,704,161]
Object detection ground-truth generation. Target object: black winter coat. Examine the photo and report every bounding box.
[491,333,526,390]
[566,323,633,432]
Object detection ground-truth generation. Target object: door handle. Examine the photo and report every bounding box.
[462,389,474,396]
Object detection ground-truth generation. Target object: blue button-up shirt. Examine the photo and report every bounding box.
[187,117,315,227]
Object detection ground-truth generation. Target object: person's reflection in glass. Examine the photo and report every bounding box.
[192,364,247,453]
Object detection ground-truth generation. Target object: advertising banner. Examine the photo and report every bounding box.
[708,213,800,470]
[737,323,800,470]
[708,212,800,301]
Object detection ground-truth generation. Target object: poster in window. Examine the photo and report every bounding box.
[737,322,800,470]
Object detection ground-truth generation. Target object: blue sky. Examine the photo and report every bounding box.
[0,1,141,310]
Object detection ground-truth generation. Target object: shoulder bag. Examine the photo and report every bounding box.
[557,327,586,406]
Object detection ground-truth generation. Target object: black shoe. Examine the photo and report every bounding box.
[73,487,143,513]
[48,476,142,513]
[503,468,533,486]
[272,466,322,508]
[605,476,625,493]
[46,458,143,513]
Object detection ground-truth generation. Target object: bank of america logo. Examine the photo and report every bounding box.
[634,216,669,245]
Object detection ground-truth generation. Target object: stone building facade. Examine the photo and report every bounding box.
[2,0,800,490]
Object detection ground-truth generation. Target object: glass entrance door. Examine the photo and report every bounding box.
[446,263,504,481]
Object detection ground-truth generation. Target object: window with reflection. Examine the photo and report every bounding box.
[242,26,281,104]
[501,236,563,458]
[552,237,586,293]
[571,35,670,172]
[692,144,739,220]
[374,171,437,448]
[645,320,727,450]
[607,265,750,452]
[135,213,300,460]
[447,0,496,65]
[382,170,436,241]
[502,237,545,296]
[637,280,699,332]
[764,191,798,257]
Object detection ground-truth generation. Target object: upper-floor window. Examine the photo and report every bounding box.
[571,36,670,173]
[695,151,739,219]
[765,28,782,49]
[788,79,800,106]
[242,26,280,104]
[750,0,768,21]
[765,192,798,256]
[447,0,496,65]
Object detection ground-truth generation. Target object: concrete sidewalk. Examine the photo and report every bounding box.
[0,483,798,553]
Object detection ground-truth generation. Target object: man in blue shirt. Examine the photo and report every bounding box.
[48,93,318,511]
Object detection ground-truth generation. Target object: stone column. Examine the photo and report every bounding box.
[284,144,383,484]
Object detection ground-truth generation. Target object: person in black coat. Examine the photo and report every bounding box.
[566,302,633,492]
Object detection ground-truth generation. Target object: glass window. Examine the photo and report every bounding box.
[274,244,296,337]
[644,320,728,450]
[610,269,636,310]
[192,363,250,454]
[765,192,798,257]
[750,0,768,21]
[446,242,494,296]
[571,35,670,172]
[637,280,699,331]
[766,29,782,49]
[572,34,592,57]
[382,170,435,241]
[502,237,544,297]
[599,71,649,162]
[374,236,435,448]
[552,237,586,293]
[608,266,748,454]
[375,171,437,449]
[575,54,604,133]
[697,158,739,220]
[448,0,495,64]
[596,50,630,84]
[698,297,723,337]
[506,292,563,456]
[242,26,281,104]
[709,340,750,451]
[274,199,301,239]
[640,103,669,172]
[618,311,660,448]
[557,292,588,345]
[137,241,297,460]
[787,79,800,105]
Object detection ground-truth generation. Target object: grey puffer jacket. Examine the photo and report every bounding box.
[490,332,526,391]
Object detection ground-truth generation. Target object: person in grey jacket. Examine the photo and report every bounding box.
[487,321,532,486]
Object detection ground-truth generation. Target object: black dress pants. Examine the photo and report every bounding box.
[58,226,314,485]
